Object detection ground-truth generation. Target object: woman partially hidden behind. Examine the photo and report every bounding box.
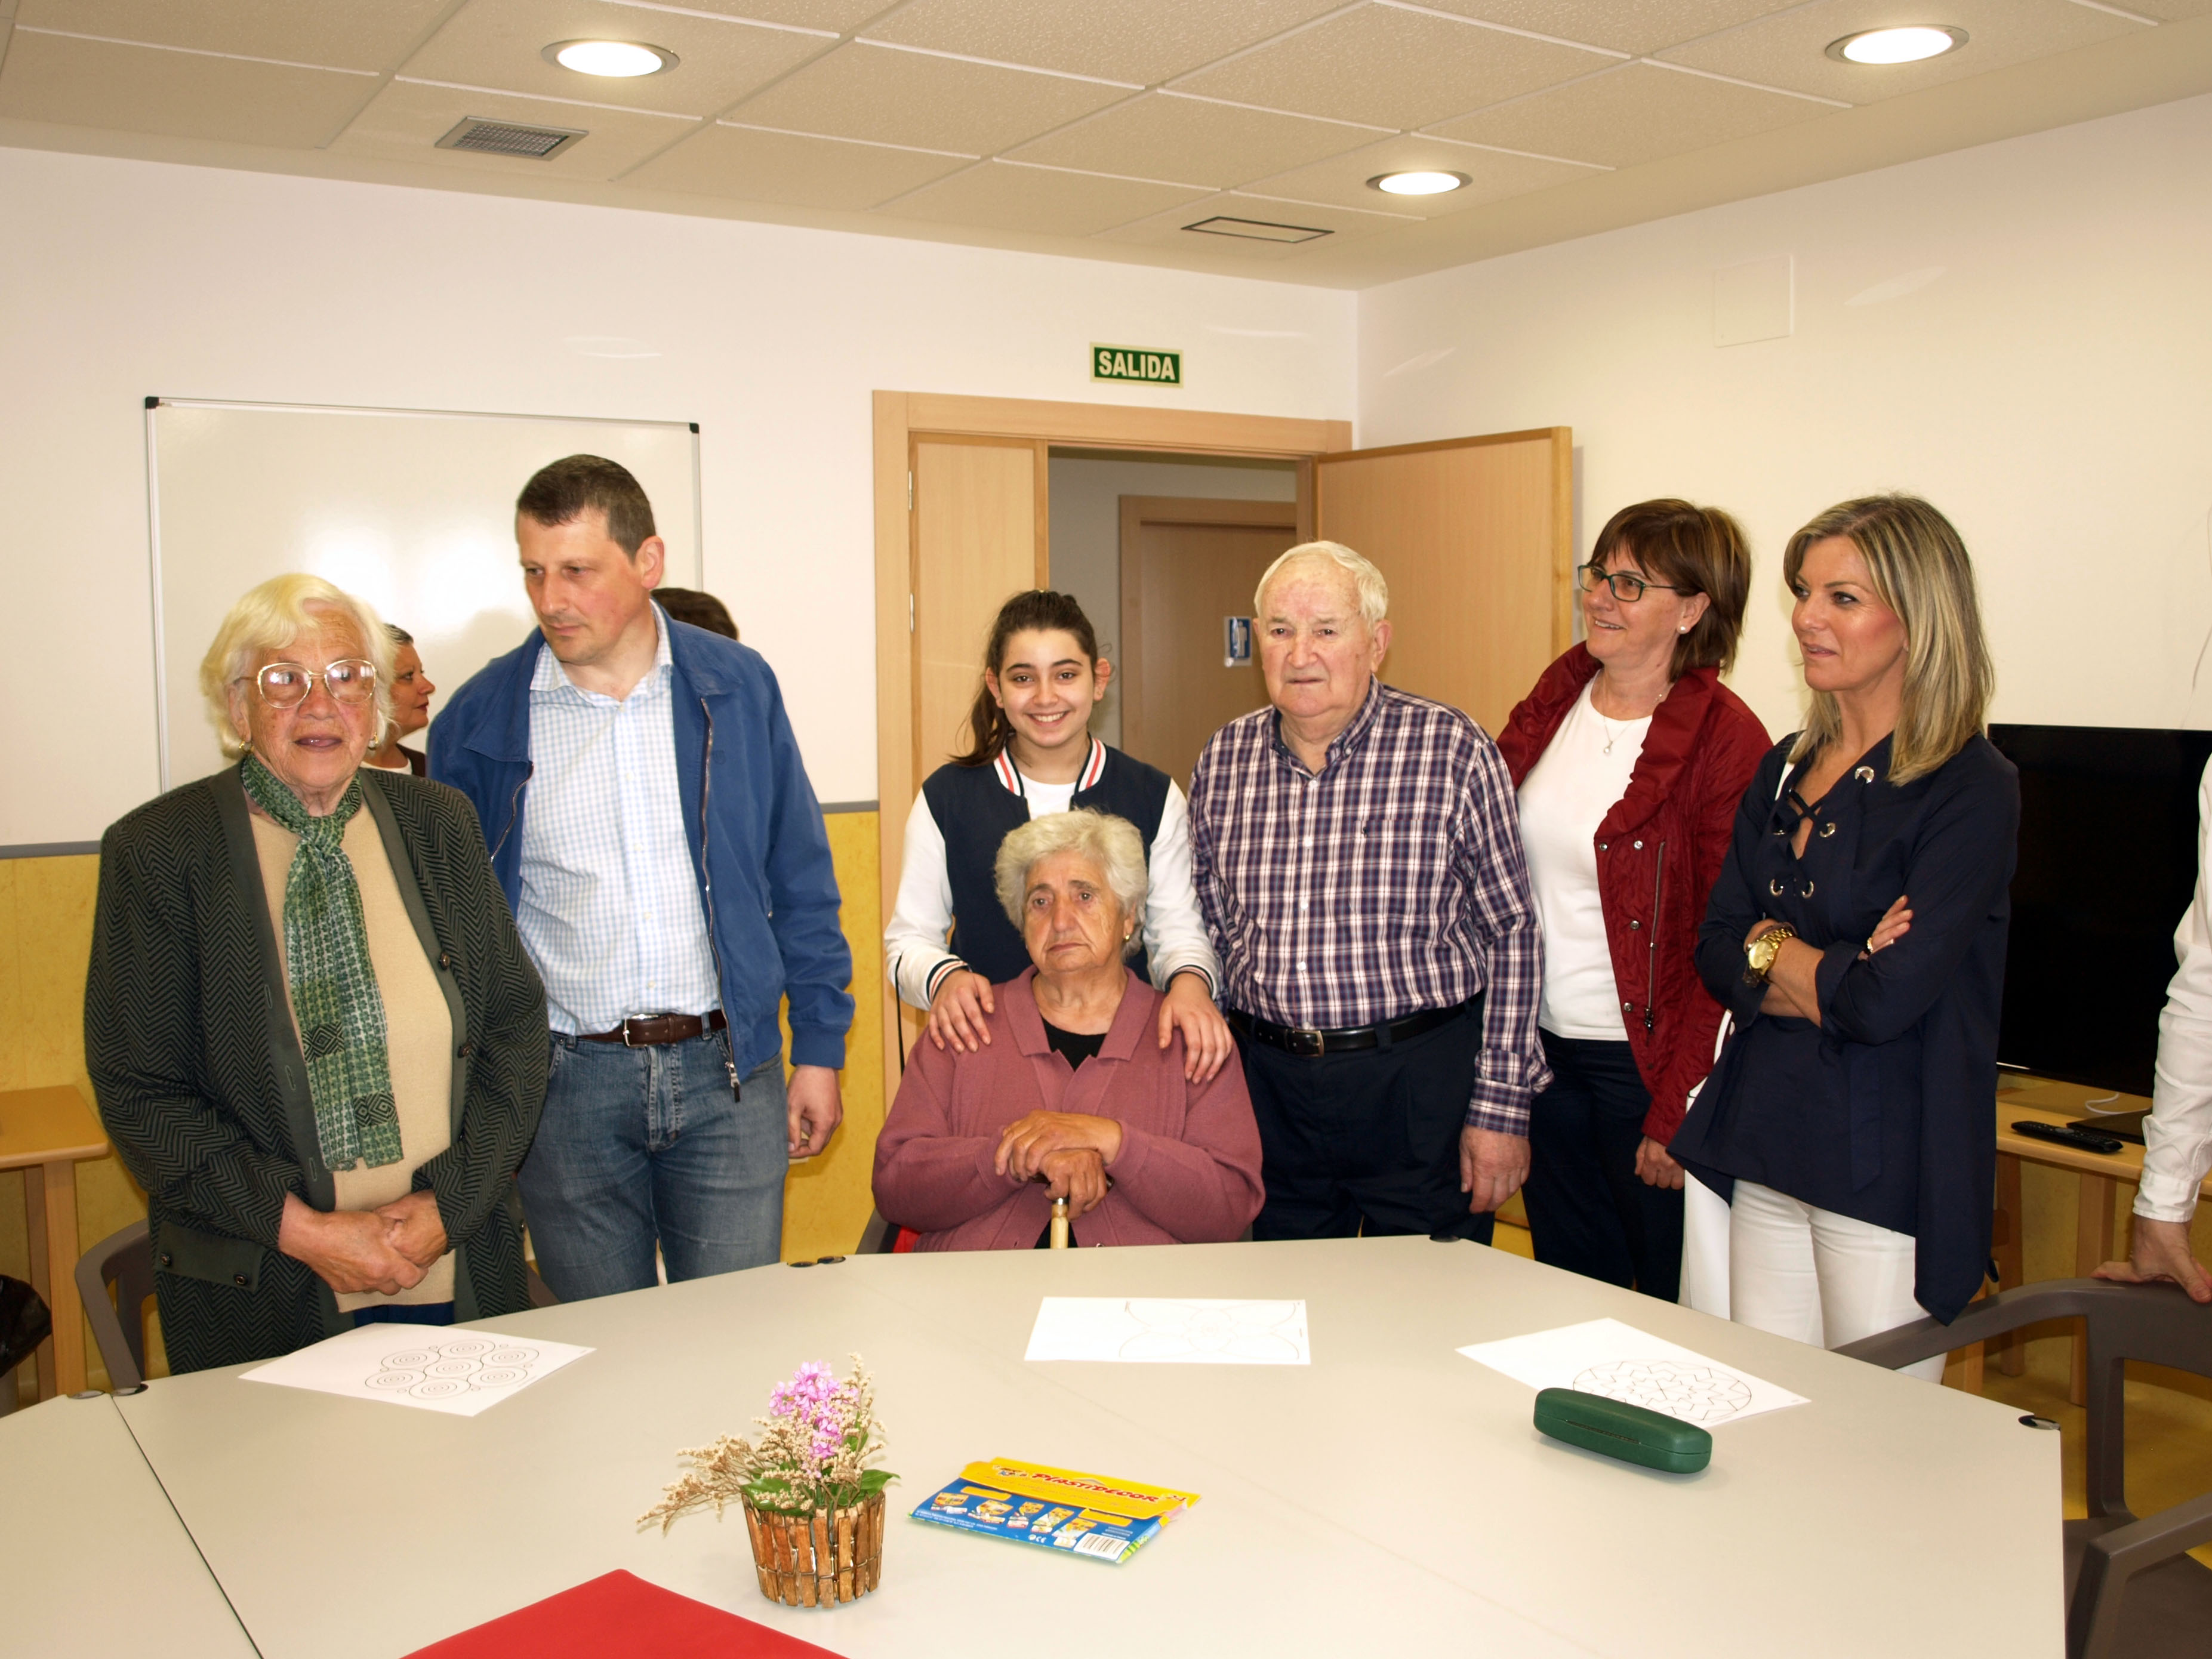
[85,574,547,1371]
[874,809,1262,1249]
[1672,496,2017,1378]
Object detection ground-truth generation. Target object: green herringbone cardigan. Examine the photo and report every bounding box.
[85,763,548,1374]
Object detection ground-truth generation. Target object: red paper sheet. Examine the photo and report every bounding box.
[402,1569,849,1658]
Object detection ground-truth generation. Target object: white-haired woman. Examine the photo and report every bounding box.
[874,810,1263,1250]
[1672,496,2017,1376]
[85,573,547,1373]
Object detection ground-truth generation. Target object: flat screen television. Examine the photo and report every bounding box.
[1989,724,2212,1097]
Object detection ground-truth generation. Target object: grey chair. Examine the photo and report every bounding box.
[1838,1278,2212,1659]
[75,1220,155,1390]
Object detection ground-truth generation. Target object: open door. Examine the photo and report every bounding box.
[910,436,1048,781]
[1315,428,1573,736]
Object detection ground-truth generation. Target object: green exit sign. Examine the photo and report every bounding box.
[1092,344,1182,386]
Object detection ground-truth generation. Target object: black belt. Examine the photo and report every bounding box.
[1226,999,1474,1057]
[577,1010,726,1047]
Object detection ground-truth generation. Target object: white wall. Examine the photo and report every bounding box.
[0,146,1354,844]
[1359,92,2212,744]
[1046,453,1298,748]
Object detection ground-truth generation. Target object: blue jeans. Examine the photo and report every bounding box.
[519,1030,788,1302]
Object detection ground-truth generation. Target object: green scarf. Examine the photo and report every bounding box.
[241,754,403,1171]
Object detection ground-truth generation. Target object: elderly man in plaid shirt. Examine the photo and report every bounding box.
[1189,541,1549,1241]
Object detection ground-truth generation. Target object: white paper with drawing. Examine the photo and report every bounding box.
[1458,1318,1806,1427]
[1025,1297,1310,1365]
[241,1323,591,1416]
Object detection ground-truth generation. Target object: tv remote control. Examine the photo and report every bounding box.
[2011,1119,2124,1155]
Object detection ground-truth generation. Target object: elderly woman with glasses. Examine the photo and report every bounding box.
[1495,501,1770,1302]
[873,810,1262,1250]
[85,573,547,1373]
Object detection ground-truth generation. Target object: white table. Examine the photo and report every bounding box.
[88,1239,2058,1657]
[0,1392,256,1658]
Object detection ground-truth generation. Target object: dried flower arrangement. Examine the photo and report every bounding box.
[640,1355,896,1529]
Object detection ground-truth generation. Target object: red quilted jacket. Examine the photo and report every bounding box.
[1496,646,1772,1142]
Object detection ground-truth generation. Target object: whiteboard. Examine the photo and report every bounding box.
[147,399,701,788]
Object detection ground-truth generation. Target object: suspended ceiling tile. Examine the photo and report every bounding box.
[327,78,692,181]
[400,0,828,118]
[1409,1,1800,57]
[1430,60,1831,168]
[626,121,972,209]
[15,0,451,72]
[1658,0,2148,104]
[725,40,1133,155]
[1097,189,1403,260]
[882,158,1210,238]
[860,0,1347,87]
[660,0,892,28]
[1169,5,1618,132]
[1243,132,1595,218]
[1005,91,1381,191]
[0,28,372,145]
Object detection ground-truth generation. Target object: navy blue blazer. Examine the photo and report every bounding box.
[1671,732,2019,1324]
[430,619,854,1075]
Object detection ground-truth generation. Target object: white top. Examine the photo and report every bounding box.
[2139,756,2212,1222]
[885,741,1221,1009]
[1516,679,1649,1041]
[515,605,720,1034]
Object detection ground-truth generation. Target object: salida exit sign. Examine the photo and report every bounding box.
[1091,344,1182,386]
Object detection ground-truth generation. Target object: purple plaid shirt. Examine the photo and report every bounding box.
[1188,679,1551,1134]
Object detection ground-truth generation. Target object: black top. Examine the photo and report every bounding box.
[1671,733,2019,1325]
[1043,1020,1107,1068]
[919,744,1172,988]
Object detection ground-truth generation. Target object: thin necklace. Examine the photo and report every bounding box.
[1589,682,1630,756]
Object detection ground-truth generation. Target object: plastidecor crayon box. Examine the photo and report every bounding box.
[908,1458,1200,1566]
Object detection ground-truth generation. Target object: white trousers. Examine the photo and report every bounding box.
[1727,1180,1945,1383]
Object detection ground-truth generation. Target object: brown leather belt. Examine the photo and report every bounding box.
[1227,998,1475,1058]
[577,1010,727,1047]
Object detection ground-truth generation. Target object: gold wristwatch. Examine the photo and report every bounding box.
[1744,924,1795,985]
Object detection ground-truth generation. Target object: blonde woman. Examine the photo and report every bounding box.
[85,574,546,1370]
[1672,497,2017,1377]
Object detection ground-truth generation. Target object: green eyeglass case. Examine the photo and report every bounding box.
[1533,1387,1712,1473]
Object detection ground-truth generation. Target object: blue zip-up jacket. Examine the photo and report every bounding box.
[429,621,853,1076]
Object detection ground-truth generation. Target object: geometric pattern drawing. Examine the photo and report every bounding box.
[1119,1299,1307,1363]
[1572,1359,1755,1426]
[368,1337,546,1401]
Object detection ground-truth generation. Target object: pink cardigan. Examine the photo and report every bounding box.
[873,969,1264,1250]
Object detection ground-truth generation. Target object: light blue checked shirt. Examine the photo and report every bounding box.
[516,605,721,1034]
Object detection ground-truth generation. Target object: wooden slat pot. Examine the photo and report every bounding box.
[741,1493,885,1606]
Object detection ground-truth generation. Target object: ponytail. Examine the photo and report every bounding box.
[950,589,1102,766]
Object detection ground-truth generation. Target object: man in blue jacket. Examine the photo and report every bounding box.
[432,455,852,1301]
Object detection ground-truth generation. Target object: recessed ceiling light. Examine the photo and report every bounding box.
[544,40,676,78]
[1826,26,1965,65]
[1369,171,1469,197]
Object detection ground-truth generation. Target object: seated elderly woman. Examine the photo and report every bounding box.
[85,573,547,1373]
[873,810,1262,1248]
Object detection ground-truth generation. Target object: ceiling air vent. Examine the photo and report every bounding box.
[1184,216,1331,245]
[435,116,586,160]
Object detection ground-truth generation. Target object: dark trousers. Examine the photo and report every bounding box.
[1239,996,1494,1243]
[1521,1031,1683,1302]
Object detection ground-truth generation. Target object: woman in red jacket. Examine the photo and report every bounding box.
[1496,499,1769,1300]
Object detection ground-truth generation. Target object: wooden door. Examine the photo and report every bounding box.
[1119,496,1298,788]
[1315,429,1572,736]
[910,436,1048,783]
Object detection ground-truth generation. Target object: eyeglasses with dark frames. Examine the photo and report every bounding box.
[1576,562,1694,605]
[243,659,379,710]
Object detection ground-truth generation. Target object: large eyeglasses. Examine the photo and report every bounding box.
[1577,562,1692,605]
[247,659,378,709]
